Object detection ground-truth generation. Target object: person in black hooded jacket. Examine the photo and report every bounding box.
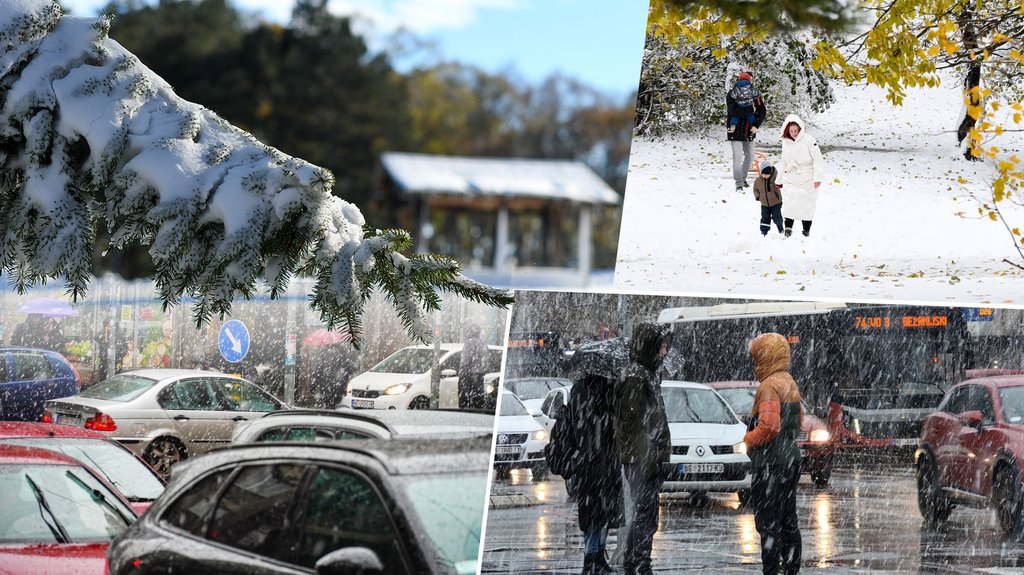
[557,347,623,575]
[614,323,672,575]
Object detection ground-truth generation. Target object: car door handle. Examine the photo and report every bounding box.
[173,415,190,421]
[232,416,247,422]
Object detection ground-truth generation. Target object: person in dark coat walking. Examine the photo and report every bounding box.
[745,333,803,575]
[727,70,767,192]
[557,348,623,574]
[614,323,672,575]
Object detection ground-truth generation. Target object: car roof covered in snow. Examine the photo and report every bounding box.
[254,409,494,436]
[662,380,714,390]
[381,152,620,205]
[183,435,492,479]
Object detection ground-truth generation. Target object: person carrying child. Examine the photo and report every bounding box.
[727,70,767,192]
[754,162,784,237]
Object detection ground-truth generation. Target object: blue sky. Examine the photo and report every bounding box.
[61,0,650,99]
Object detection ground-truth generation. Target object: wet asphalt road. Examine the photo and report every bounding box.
[481,459,1024,574]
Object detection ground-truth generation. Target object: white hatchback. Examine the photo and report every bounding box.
[342,344,502,410]
[660,381,751,503]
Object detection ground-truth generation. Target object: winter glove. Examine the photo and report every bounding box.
[727,126,736,134]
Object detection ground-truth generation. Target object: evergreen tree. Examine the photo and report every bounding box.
[0,0,511,344]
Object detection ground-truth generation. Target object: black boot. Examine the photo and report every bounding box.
[582,552,597,575]
[594,550,616,573]
[784,228,792,238]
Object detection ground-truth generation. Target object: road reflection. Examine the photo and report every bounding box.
[485,463,1024,573]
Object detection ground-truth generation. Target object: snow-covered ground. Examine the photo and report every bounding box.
[614,80,1024,305]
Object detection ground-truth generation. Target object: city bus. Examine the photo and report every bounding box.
[657,302,986,450]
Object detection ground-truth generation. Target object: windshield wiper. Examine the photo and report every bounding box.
[65,470,134,526]
[25,474,69,543]
[683,394,703,423]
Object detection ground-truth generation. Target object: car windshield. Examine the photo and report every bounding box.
[401,472,486,575]
[662,387,738,425]
[716,388,756,417]
[79,374,158,402]
[1000,386,1024,424]
[0,464,134,543]
[1,438,164,501]
[509,380,558,400]
[499,394,529,417]
[369,349,438,374]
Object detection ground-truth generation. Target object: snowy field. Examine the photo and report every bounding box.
[614,81,1024,305]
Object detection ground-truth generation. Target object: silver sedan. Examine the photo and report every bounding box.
[43,369,285,477]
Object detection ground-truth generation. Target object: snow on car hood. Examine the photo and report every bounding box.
[668,422,745,443]
[348,371,421,391]
[498,414,543,434]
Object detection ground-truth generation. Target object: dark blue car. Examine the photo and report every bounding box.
[0,348,80,421]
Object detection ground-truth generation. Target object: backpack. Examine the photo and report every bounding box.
[544,404,576,478]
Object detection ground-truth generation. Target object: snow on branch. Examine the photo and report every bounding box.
[0,0,512,344]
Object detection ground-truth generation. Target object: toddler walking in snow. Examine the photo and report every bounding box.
[754,163,784,236]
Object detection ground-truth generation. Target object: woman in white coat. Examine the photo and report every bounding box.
[777,114,825,237]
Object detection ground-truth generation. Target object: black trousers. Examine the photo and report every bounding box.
[458,373,485,408]
[623,463,663,573]
[783,218,812,236]
[760,204,784,235]
[752,464,802,575]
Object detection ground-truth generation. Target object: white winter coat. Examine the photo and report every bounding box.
[777,114,825,221]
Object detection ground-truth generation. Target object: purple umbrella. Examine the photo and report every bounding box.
[17,297,77,317]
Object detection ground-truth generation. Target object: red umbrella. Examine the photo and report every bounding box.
[302,328,351,346]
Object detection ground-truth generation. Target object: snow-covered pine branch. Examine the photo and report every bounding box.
[0,0,512,345]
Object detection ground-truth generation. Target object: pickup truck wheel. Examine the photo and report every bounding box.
[993,464,1024,538]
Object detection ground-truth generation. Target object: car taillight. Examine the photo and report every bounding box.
[41,411,53,423]
[85,412,117,431]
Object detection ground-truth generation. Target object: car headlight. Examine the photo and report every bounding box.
[532,429,548,442]
[810,429,831,443]
[733,442,747,455]
[383,383,412,396]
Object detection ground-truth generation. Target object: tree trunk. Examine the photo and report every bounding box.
[956,7,983,161]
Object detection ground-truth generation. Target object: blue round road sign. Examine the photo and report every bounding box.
[219,320,250,363]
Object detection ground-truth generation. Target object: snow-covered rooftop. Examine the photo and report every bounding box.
[380,152,620,205]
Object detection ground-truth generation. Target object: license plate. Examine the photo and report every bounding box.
[679,463,724,474]
[892,438,918,447]
[495,445,521,455]
[55,414,82,426]
[351,399,374,409]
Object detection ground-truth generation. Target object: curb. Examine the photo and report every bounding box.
[489,494,541,509]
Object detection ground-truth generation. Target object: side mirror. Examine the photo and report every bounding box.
[958,410,984,429]
[441,369,457,378]
[315,547,384,575]
[553,404,569,421]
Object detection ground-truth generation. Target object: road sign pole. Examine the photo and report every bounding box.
[284,298,297,406]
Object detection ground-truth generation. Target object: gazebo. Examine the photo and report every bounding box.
[376,152,620,287]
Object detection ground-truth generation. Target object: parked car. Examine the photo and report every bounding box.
[708,380,836,487]
[42,369,285,478]
[494,390,548,481]
[232,408,494,443]
[0,347,80,421]
[660,381,751,505]
[0,444,137,574]
[535,383,574,433]
[504,377,572,413]
[916,375,1024,535]
[107,436,492,575]
[0,422,165,514]
[343,344,502,410]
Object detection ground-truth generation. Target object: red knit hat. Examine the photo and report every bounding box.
[738,71,753,81]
